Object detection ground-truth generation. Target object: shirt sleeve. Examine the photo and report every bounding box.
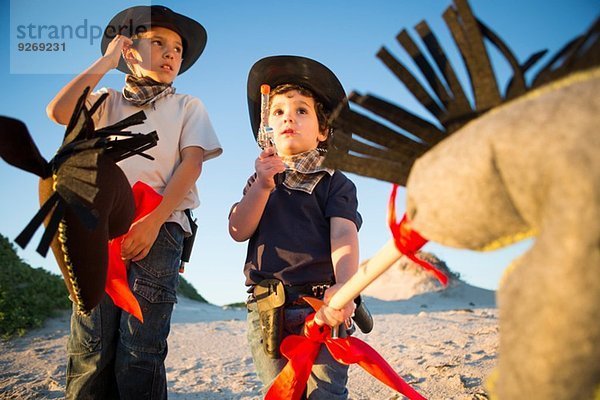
[324,172,363,231]
[84,87,112,126]
[242,173,257,196]
[228,174,257,219]
[180,97,223,162]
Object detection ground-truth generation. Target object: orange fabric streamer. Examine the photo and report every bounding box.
[106,181,163,323]
[388,184,448,286]
[266,297,427,400]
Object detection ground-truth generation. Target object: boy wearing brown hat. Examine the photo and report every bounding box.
[229,55,362,399]
[46,6,222,399]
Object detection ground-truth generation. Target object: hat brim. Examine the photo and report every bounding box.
[247,55,347,139]
[100,5,207,75]
[40,155,134,313]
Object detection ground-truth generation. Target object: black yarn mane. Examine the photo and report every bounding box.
[324,0,600,185]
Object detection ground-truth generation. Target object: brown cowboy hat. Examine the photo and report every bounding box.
[0,88,157,315]
[101,5,207,75]
[247,55,347,140]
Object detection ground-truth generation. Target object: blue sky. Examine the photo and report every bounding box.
[1,0,598,305]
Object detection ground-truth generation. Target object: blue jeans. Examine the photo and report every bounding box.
[65,223,184,400]
[247,303,349,399]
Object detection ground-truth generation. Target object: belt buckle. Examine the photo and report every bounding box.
[311,284,329,298]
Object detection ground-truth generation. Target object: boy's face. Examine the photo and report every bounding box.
[268,90,327,156]
[125,27,183,83]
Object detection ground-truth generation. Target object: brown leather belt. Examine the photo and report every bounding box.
[247,282,332,307]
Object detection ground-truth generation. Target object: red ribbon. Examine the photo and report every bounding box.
[388,184,448,286]
[106,181,163,323]
[266,297,427,400]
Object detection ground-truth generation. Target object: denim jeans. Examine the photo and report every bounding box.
[247,303,349,400]
[65,222,184,400]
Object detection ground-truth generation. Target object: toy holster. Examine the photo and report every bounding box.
[332,295,374,338]
[353,295,374,334]
[254,279,285,359]
[179,209,198,273]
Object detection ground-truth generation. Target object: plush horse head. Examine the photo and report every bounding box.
[324,1,600,398]
[0,88,158,316]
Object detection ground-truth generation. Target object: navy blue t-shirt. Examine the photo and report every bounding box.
[243,170,362,287]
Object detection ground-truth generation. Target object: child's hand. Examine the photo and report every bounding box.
[103,35,133,70]
[120,214,161,262]
[313,284,356,327]
[255,147,286,190]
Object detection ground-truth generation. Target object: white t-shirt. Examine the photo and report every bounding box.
[87,88,222,233]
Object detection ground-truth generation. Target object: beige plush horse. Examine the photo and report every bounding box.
[407,70,600,400]
[325,0,600,398]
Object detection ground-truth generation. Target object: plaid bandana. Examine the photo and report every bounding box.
[122,75,176,107]
[280,149,334,194]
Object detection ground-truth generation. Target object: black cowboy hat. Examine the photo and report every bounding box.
[0,88,158,315]
[101,5,207,75]
[247,55,347,139]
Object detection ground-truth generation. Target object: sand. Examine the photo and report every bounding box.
[0,259,498,400]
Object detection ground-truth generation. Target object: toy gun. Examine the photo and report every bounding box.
[257,84,276,150]
[257,84,285,185]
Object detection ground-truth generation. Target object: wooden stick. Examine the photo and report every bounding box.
[328,239,402,310]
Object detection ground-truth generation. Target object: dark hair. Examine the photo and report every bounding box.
[270,84,331,150]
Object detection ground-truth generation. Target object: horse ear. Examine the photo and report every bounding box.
[0,116,50,178]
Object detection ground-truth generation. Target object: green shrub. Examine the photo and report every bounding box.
[0,234,70,339]
[224,302,246,309]
[0,234,209,339]
[178,275,207,303]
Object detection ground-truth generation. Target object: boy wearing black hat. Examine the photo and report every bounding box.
[229,55,362,399]
[46,6,222,399]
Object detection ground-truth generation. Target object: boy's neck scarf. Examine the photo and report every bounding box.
[280,149,334,194]
[122,75,175,107]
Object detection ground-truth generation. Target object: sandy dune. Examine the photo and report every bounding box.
[0,258,498,399]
